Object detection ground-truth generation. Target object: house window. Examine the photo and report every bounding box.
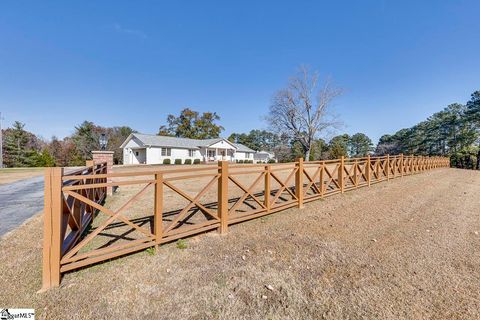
[245,152,250,158]
[135,151,139,156]
[207,150,216,157]
[189,149,195,157]
[161,148,171,156]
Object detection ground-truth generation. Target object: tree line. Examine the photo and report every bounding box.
[227,130,373,162]
[375,91,479,169]
[1,121,134,167]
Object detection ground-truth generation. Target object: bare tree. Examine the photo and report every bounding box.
[267,66,342,160]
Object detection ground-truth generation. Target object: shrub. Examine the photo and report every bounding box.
[163,158,171,165]
[238,160,244,164]
[193,159,201,164]
[174,159,182,165]
[184,159,192,165]
[145,247,155,256]
[268,159,276,163]
[176,239,188,249]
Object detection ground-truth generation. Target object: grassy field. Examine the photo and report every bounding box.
[1,168,479,319]
[0,167,44,184]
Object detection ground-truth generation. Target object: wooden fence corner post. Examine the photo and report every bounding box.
[339,156,345,193]
[366,155,371,186]
[218,161,229,234]
[41,167,63,291]
[295,158,304,208]
[154,173,163,251]
[264,165,271,212]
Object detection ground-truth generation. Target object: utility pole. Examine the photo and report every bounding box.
[0,112,3,168]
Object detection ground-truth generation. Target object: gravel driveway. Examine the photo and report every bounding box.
[0,176,44,236]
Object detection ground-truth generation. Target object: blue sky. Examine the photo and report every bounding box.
[0,1,479,143]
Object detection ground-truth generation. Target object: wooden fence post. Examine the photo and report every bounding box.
[41,167,63,290]
[295,158,304,208]
[320,161,325,197]
[218,161,229,234]
[366,155,371,186]
[339,156,345,193]
[264,165,271,212]
[354,158,358,188]
[400,154,404,177]
[392,155,396,178]
[386,154,390,181]
[154,173,163,250]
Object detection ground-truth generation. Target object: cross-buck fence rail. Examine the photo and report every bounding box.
[42,154,449,289]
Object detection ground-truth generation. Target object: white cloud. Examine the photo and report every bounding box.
[111,23,147,39]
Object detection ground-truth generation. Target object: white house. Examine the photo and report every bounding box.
[120,133,256,164]
[253,150,276,163]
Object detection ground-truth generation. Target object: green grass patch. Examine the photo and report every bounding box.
[176,239,188,250]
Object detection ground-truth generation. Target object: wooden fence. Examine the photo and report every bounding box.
[42,154,450,289]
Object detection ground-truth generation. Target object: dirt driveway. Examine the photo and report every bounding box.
[0,168,479,319]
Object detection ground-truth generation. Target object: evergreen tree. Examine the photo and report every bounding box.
[328,134,349,159]
[375,91,480,169]
[348,133,373,157]
[3,121,41,167]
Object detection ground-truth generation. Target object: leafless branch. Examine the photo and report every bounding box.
[267,66,343,159]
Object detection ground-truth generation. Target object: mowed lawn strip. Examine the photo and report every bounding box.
[0,168,479,319]
[0,167,45,185]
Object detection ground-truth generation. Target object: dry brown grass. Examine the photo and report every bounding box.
[0,167,44,184]
[1,168,479,319]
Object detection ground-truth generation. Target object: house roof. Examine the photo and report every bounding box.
[120,133,255,152]
[254,150,275,159]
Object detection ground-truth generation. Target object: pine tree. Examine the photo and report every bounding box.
[3,121,40,167]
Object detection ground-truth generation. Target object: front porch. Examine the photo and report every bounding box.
[204,147,236,162]
[126,147,147,164]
